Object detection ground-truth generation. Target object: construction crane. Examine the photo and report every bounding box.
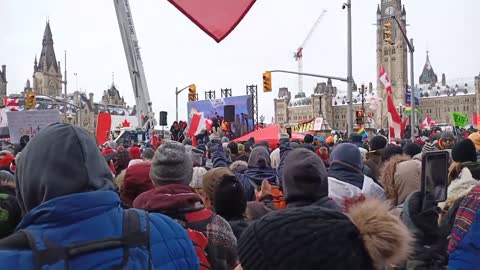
[293,9,327,94]
[113,0,155,130]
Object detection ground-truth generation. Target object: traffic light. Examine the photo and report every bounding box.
[188,84,197,102]
[263,71,272,92]
[25,91,36,110]
[383,22,392,44]
[356,110,364,125]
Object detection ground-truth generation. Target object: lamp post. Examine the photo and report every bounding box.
[343,0,354,136]
[175,85,193,122]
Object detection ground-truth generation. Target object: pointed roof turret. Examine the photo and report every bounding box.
[377,4,381,14]
[419,51,438,85]
[401,4,406,16]
[38,21,59,73]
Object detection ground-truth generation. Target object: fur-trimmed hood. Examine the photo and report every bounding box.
[439,167,480,210]
[349,199,413,268]
[380,154,420,206]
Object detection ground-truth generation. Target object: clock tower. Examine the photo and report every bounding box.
[376,0,408,127]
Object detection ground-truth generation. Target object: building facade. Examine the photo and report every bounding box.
[0,65,7,97]
[32,22,63,97]
[274,0,480,131]
[102,84,126,107]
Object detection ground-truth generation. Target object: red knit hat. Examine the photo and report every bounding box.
[129,146,142,160]
[120,161,154,206]
[0,154,14,168]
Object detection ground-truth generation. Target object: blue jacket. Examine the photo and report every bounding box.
[0,191,198,270]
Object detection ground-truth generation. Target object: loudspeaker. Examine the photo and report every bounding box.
[224,105,235,122]
[159,111,168,126]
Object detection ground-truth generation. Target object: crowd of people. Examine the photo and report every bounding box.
[0,122,479,269]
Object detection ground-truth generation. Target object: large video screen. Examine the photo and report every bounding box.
[187,95,254,138]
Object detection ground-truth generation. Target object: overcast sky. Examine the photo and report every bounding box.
[2,0,479,123]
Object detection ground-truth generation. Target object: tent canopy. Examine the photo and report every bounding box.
[233,125,304,149]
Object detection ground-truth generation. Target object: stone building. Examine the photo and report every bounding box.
[0,65,7,96]
[274,0,480,131]
[32,22,63,97]
[101,84,126,107]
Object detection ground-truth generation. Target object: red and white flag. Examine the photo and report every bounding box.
[96,113,139,145]
[188,112,208,137]
[379,66,393,94]
[420,115,435,130]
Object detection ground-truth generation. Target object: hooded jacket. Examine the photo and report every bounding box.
[0,123,198,269]
[282,147,340,211]
[133,184,238,270]
[211,143,277,201]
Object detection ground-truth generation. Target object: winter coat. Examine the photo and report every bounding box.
[211,143,278,201]
[228,219,249,240]
[133,184,238,270]
[0,191,198,269]
[328,162,385,211]
[379,154,421,208]
[448,185,480,269]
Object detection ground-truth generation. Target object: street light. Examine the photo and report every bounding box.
[74,73,78,92]
[175,84,195,122]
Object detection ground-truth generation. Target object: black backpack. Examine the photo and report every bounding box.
[0,209,151,270]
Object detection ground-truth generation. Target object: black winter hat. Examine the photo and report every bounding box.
[304,134,314,144]
[213,175,247,220]
[403,142,422,158]
[238,200,412,270]
[452,139,477,163]
[370,135,387,151]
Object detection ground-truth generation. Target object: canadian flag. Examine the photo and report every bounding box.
[188,112,212,137]
[96,112,139,145]
[387,93,408,139]
[420,115,435,130]
[379,66,393,94]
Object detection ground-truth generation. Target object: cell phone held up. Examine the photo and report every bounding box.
[421,150,449,203]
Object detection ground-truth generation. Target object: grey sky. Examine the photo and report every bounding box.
[2,0,479,123]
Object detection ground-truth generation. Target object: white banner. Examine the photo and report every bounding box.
[313,117,324,131]
[110,115,139,130]
[6,110,61,144]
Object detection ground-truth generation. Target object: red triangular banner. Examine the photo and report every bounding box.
[168,0,256,42]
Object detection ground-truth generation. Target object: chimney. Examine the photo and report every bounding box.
[368,82,373,92]
[442,73,446,86]
[1,65,5,81]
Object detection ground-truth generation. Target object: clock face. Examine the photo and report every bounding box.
[385,7,395,16]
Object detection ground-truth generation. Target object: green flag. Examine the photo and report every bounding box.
[451,112,468,127]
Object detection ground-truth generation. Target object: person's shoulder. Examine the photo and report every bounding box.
[206,214,237,246]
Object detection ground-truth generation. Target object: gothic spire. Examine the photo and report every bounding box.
[419,51,438,85]
[38,21,59,73]
[377,4,381,15]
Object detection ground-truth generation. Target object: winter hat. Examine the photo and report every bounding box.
[141,148,155,160]
[0,154,14,171]
[247,146,271,168]
[221,136,230,144]
[202,167,234,203]
[182,138,193,146]
[452,139,477,163]
[185,145,204,167]
[370,135,387,151]
[149,140,193,186]
[422,142,436,153]
[128,159,143,167]
[441,131,455,141]
[0,171,15,184]
[468,132,480,151]
[304,134,314,144]
[403,142,422,158]
[227,142,239,155]
[359,147,368,161]
[331,143,363,170]
[229,160,248,174]
[189,167,208,189]
[238,200,412,270]
[283,148,329,205]
[129,145,142,160]
[121,161,154,206]
[213,175,247,220]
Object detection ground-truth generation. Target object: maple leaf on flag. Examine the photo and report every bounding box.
[122,119,130,127]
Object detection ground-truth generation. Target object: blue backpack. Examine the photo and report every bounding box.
[0,209,151,270]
